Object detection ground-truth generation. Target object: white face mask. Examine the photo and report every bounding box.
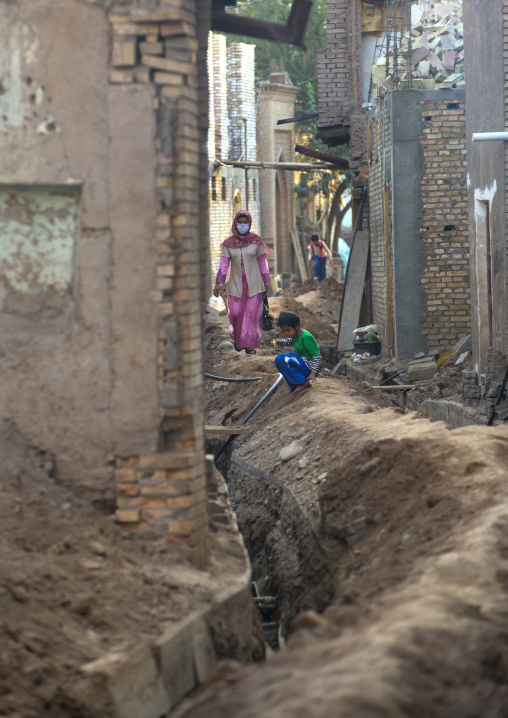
[237,223,249,235]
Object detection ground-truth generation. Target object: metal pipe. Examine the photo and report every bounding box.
[472,132,508,142]
[204,373,262,383]
[379,369,405,386]
[214,374,284,461]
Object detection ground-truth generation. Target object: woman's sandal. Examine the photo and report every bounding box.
[234,342,241,352]
[245,349,257,355]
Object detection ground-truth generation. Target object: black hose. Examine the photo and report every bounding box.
[335,186,368,364]
[487,362,508,426]
[379,369,405,387]
[214,374,284,461]
[204,373,262,383]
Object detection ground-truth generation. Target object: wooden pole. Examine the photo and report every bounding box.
[295,144,350,170]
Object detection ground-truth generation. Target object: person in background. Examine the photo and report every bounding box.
[307,232,333,283]
[214,210,271,356]
[273,311,322,392]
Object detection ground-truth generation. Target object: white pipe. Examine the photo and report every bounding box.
[472,132,508,142]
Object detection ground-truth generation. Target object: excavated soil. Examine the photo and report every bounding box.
[178,287,508,718]
[0,424,252,718]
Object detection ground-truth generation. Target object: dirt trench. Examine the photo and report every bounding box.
[176,295,508,718]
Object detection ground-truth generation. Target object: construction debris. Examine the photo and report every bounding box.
[371,0,464,99]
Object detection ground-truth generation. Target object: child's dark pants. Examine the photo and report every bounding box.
[274,353,311,391]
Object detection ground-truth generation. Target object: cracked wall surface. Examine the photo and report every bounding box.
[0,0,211,562]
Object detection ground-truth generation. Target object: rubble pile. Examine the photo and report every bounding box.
[371,0,464,98]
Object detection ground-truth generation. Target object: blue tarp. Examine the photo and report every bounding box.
[338,238,350,269]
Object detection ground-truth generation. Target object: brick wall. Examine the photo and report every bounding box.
[208,34,229,160]
[368,101,392,349]
[228,43,256,161]
[368,90,470,358]
[418,97,470,353]
[316,0,351,130]
[109,1,211,565]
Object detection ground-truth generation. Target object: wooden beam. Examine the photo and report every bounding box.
[371,385,414,391]
[295,144,350,170]
[205,425,248,434]
[211,0,312,48]
[218,160,337,172]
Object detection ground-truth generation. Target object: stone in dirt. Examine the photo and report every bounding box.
[279,441,304,461]
[406,359,437,382]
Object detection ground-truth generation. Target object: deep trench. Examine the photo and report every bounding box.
[208,435,340,650]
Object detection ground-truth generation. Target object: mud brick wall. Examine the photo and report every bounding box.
[109,1,211,564]
[418,97,470,353]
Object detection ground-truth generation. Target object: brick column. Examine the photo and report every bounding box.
[108,2,210,565]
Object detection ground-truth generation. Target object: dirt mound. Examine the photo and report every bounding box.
[189,331,508,718]
[0,422,230,718]
[277,278,343,333]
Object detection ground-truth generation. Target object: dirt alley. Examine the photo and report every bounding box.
[176,280,508,717]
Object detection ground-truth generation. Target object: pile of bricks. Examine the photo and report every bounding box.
[372,0,464,98]
[461,369,481,407]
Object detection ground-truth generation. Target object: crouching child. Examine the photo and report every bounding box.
[273,311,322,392]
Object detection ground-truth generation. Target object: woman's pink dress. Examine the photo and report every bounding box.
[216,253,270,350]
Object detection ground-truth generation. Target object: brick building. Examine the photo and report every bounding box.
[0,0,213,563]
[316,0,470,358]
[256,74,299,277]
[368,89,469,357]
[208,35,260,279]
[0,0,311,563]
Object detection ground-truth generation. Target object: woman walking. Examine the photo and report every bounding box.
[307,232,333,283]
[214,210,271,355]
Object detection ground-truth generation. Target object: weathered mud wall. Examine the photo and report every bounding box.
[0,1,158,486]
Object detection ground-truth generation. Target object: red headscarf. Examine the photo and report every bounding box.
[221,210,273,256]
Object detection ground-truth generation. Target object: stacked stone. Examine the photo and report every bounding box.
[108,2,210,564]
[227,43,256,161]
[461,369,481,407]
[481,348,508,415]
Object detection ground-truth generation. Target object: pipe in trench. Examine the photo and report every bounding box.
[204,373,263,383]
[214,374,284,461]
